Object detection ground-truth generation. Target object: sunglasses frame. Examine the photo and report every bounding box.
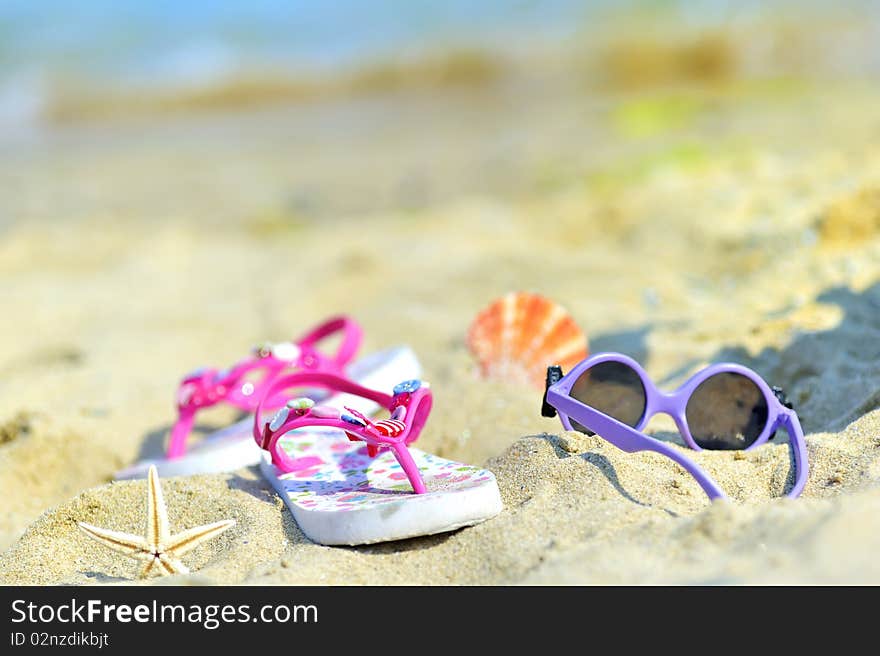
[543,352,809,500]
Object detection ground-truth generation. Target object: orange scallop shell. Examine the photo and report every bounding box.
[466,292,589,388]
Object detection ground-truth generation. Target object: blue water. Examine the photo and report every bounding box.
[4,0,877,83]
[0,0,595,85]
[6,0,854,83]
[0,0,875,128]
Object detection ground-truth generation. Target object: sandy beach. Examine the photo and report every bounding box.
[1,7,880,584]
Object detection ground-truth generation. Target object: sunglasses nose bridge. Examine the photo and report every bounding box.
[649,389,690,430]
[652,389,680,416]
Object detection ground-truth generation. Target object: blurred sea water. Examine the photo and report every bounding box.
[0,0,878,132]
[0,0,585,130]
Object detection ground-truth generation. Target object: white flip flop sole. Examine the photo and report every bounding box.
[261,429,504,546]
[115,346,422,480]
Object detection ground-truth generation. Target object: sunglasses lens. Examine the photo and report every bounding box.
[686,372,769,450]
[569,361,647,434]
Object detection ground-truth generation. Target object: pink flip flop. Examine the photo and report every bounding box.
[254,374,503,545]
[116,316,421,479]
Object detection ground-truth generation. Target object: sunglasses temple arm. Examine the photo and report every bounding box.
[781,411,809,498]
[547,391,727,500]
[648,441,727,500]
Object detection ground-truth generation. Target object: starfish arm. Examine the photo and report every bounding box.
[146,465,170,550]
[166,519,236,558]
[158,553,189,576]
[140,558,160,578]
[78,522,150,557]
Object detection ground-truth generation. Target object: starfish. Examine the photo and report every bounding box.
[78,465,235,578]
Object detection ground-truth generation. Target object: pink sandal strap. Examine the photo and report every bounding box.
[296,315,363,370]
[166,315,363,459]
[253,374,432,494]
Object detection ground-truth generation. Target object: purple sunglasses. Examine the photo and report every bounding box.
[541,352,809,500]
